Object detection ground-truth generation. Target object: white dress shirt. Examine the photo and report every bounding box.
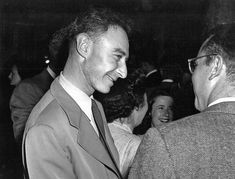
[59,73,99,135]
[108,121,141,178]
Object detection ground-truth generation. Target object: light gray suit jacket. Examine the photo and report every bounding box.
[23,78,121,179]
[129,102,235,179]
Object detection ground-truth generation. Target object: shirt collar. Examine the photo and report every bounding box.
[112,121,133,133]
[208,97,235,107]
[58,72,92,120]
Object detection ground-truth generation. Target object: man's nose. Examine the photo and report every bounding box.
[116,60,127,79]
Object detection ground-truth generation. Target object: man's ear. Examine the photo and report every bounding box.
[75,33,91,59]
[209,55,224,80]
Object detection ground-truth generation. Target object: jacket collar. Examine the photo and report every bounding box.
[50,78,120,177]
[204,101,235,115]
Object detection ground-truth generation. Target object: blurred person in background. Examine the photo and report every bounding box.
[8,63,21,86]
[102,69,148,178]
[9,53,62,146]
[7,53,35,86]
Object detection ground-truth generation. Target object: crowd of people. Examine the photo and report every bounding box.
[1,5,235,179]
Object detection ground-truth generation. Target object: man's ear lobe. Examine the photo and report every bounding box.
[75,33,91,58]
[209,55,223,80]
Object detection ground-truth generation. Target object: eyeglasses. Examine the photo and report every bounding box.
[187,54,217,74]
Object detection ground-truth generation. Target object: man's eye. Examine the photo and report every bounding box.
[115,54,122,60]
[192,61,198,68]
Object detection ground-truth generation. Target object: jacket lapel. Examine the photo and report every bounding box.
[50,78,119,176]
[97,101,120,166]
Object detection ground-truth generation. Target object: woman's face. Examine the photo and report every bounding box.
[8,65,21,86]
[151,95,174,127]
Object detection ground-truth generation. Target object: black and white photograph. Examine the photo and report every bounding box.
[0,0,235,178]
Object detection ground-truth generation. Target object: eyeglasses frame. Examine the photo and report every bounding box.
[187,53,217,74]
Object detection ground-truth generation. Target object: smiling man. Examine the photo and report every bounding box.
[22,7,131,179]
[129,24,235,178]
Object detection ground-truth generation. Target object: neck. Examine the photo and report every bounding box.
[208,81,235,105]
[63,56,94,97]
[117,117,134,132]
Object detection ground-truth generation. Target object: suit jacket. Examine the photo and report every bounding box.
[22,78,121,179]
[129,102,235,179]
[10,69,54,144]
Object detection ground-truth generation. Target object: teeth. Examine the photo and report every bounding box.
[160,119,169,122]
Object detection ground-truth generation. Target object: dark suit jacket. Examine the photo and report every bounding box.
[23,78,121,179]
[129,102,235,178]
[10,69,53,144]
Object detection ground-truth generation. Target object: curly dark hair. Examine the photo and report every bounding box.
[102,68,146,123]
[49,7,132,65]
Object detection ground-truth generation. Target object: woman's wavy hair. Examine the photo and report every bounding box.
[102,68,146,123]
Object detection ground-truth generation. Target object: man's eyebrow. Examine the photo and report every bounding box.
[113,48,126,56]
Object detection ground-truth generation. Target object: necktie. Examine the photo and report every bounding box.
[91,99,123,179]
[91,99,106,140]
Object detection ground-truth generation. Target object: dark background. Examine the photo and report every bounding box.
[0,0,235,178]
[0,0,210,69]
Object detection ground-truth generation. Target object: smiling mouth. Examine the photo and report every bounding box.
[159,118,170,123]
[107,75,116,82]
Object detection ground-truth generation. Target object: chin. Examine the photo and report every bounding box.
[195,99,206,112]
[97,86,111,94]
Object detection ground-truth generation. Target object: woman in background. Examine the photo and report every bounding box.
[149,90,174,128]
[102,69,148,178]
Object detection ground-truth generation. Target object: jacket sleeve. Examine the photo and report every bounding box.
[128,128,177,179]
[10,82,42,143]
[25,125,76,179]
